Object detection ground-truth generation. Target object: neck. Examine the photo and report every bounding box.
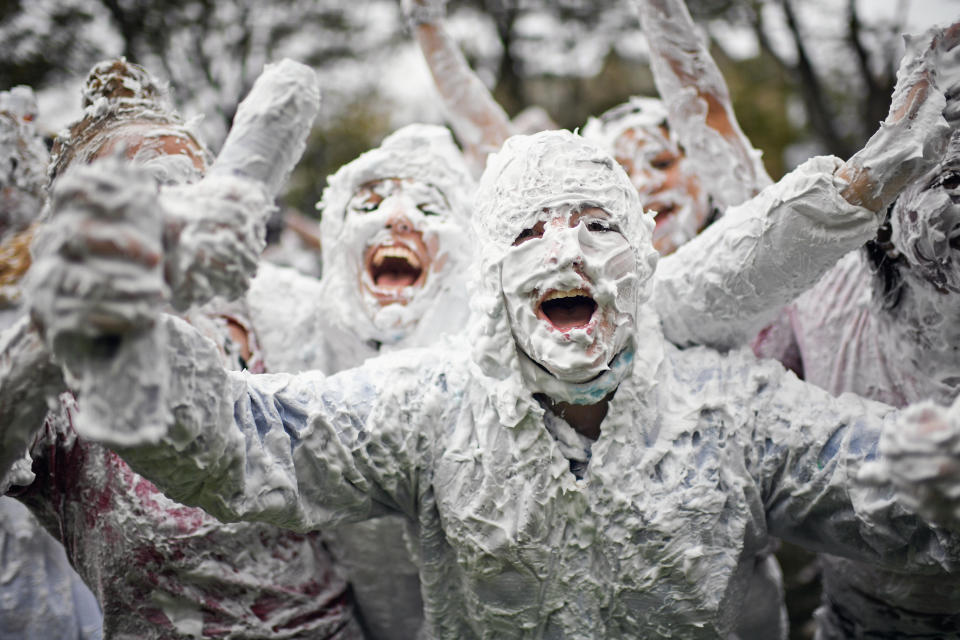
[541,393,612,440]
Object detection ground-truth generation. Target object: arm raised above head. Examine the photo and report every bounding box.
[655,21,957,352]
[162,59,321,310]
[403,0,514,175]
[837,22,958,213]
[632,0,771,209]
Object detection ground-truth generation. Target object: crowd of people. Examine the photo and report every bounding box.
[1,0,960,638]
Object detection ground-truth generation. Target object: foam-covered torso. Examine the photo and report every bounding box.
[760,250,960,636]
[137,323,951,640]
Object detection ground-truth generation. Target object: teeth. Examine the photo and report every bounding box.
[542,289,587,302]
[372,245,421,268]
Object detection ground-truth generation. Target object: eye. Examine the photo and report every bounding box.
[513,221,546,245]
[586,220,617,233]
[650,154,676,171]
[418,204,441,217]
[358,200,380,213]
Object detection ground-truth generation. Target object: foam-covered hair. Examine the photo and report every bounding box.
[473,129,658,271]
[317,123,475,269]
[581,96,670,155]
[50,58,209,181]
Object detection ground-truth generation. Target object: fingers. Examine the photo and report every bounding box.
[63,217,162,269]
[161,177,268,310]
[28,160,166,343]
[884,402,960,527]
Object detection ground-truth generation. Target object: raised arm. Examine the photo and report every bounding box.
[403,0,513,175]
[655,22,957,350]
[161,59,320,310]
[632,0,772,208]
[28,159,443,530]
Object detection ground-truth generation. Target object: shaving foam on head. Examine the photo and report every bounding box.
[582,96,669,153]
[583,97,710,253]
[470,130,662,414]
[50,58,211,183]
[318,124,476,345]
[890,131,960,293]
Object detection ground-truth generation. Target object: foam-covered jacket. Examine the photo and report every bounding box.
[0,316,362,640]
[91,310,960,640]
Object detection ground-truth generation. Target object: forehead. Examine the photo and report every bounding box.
[92,121,205,169]
[615,125,675,155]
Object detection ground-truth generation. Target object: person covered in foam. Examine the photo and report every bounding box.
[31,127,960,640]
[0,58,366,639]
[246,123,476,373]
[243,122,476,640]
[0,85,104,640]
[752,100,960,640]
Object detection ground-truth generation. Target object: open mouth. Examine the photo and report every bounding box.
[537,289,597,331]
[368,245,424,289]
[649,201,677,223]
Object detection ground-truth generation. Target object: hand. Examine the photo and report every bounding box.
[881,399,960,528]
[28,159,166,347]
[161,176,267,311]
[161,58,320,310]
[840,22,960,212]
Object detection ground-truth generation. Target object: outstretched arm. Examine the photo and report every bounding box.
[655,22,957,350]
[403,0,513,175]
[632,0,772,209]
[28,160,442,529]
[719,351,960,572]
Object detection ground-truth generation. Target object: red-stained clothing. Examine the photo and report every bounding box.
[11,392,362,640]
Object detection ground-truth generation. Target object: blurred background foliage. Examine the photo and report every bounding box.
[2,0,953,218]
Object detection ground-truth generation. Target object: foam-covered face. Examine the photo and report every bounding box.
[613,125,709,255]
[502,204,638,383]
[343,177,457,321]
[92,122,206,186]
[890,154,960,293]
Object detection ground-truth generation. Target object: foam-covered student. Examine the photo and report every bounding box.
[244,123,476,640]
[1,58,367,639]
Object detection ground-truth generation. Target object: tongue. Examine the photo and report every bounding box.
[375,271,418,288]
[542,297,596,331]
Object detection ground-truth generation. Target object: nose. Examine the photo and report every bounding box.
[386,213,414,234]
[546,226,583,268]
